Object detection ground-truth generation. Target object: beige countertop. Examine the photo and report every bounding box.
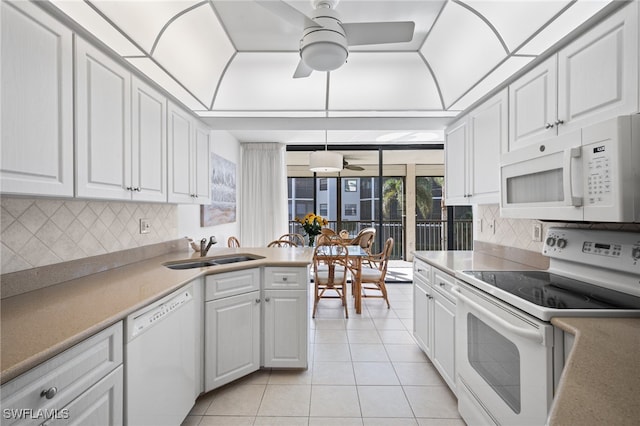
[549,317,640,426]
[413,250,540,276]
[0,246,313,385]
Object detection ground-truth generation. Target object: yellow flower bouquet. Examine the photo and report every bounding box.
[294,212,328,246]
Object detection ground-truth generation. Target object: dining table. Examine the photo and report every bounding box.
[315,244,369,314]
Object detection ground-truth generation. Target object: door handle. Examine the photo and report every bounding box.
[563,146,583,207]
[452,287,547,344]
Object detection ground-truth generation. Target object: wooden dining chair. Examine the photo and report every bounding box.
[359,237,394,308]
[278,233,305,247]
[350,227,376,254]
[312,240,350,318]
[267,239,298,247]
[227,236,240,248]
[339,229,350,240]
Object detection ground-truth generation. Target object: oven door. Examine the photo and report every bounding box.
[454,281,555,426]
[500,129,583,221]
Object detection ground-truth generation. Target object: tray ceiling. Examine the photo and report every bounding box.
[47,0,615,143]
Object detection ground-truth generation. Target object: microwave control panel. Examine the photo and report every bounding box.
[585,140,613,206]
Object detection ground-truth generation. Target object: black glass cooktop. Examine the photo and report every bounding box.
[462,270,640,310]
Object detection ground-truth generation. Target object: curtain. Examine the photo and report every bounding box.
[240,143,288,246]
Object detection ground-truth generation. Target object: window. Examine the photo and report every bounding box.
[344,204,357,216]
[319,203,328,216]
[344,179,357,192]
[319,178,327,191]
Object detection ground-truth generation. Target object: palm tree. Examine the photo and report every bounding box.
[416,177,443,219]
[382,178,404,219]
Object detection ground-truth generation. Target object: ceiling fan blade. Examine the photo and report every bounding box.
[293,59,313,78]
[346,164,365,171]
[343,21,415,46]
[255,0,318,29]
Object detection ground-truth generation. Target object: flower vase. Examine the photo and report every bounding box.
[307,234,316,247]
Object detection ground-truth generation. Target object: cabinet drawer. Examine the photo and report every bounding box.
[0,322,122,426]
[413,259,432,284]
[205,268,260,301]
[433,269,456,304]
[263,267,309,290]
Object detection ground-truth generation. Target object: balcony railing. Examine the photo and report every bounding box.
[288,218,473,259]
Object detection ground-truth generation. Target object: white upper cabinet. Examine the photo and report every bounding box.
[1,0,74,197]
[75,37,132,200]
[557,2,639,133]
[167,102,211,204]
[131,78,167,202]
[509,2,638,151]
[445,90,506,205]
[508,56,558,151]
[444,118,468,204]
[76,38,169,202]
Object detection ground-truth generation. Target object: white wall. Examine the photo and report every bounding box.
[178,130,241,247]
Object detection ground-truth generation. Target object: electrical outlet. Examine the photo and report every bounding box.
[476,219,483,233]
[139,218,151,234]
[532,223,543,242]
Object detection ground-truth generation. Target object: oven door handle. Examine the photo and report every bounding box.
[453,286,545,344]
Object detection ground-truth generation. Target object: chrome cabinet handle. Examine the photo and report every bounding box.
[265,297,271,302]
[282,277,288,281]
[439,282,446,287]
[545,122,554,129]
[126,186,133,191]
[555,119,564,126]
[41,387,57,399]
[255,298,261,304]
[134,187,141,192]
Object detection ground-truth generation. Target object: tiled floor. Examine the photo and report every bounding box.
[182,283,465,426]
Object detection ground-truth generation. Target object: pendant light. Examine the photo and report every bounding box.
[309,131,343,173]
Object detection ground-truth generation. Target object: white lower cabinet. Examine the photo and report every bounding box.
[262,267,309,369]
[205,290,261,390]
[413,275,433,358]
[413,259,457,395]
[0,322,123,426]
[204,269,261,391]
[204,266,309,391]
[431,270,457,393]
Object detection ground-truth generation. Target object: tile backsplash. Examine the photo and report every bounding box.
[1,196,178,274]
[476,204,640,252]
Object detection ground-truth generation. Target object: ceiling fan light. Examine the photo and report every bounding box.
[301,41,348,71]
[309,151,343,172]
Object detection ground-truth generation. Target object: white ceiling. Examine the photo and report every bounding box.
[48,0,616,145]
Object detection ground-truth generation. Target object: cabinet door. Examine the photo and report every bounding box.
[131,77,166,202]
[558,2,639,134]
[413,277,432,358]
[468,90,506,204]
[432,291,456,394]
[444,118,468,205]
[263,289,308,368]
[167,102,194,203]
[75,38,131,200]
[508,56,558,151]
[1,1,73,197]
[193,124,211,204]
[205,291,260,391]
[43,366,123,426]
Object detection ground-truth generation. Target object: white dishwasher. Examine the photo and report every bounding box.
[125,284,196,426]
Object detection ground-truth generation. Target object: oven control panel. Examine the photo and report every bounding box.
[543,228,640,274]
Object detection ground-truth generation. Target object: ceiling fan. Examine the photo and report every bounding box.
[343,158,364,171]
[257,0,415,78]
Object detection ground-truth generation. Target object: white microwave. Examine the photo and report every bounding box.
[500,115,639,222]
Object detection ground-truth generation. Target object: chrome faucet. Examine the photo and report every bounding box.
[200,236,217,256]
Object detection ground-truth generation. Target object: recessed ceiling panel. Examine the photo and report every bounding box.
[329,52,442,111]
[213,53,327,111]
[50,0,143,56]
[89,0,200,53]
[153,4,235,106]
[126,57,206,110]
[463,1,571,52]
[421,1,506,108]
[518,0,612,55]
[449,56,534,111]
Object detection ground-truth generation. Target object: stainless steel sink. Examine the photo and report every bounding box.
[164,255,263,270]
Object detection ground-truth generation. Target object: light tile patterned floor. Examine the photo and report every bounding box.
[183,283,465,426]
